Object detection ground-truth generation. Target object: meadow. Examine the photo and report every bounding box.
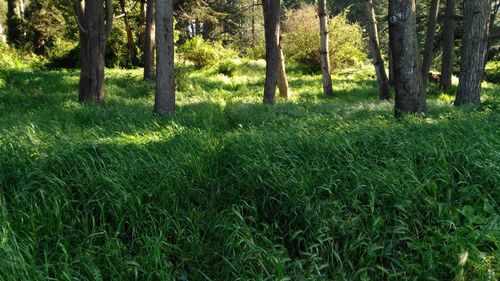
[0,60,499,280]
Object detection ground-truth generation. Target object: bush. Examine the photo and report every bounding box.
[178,36,237,69]
[485,60,500,84]
[283,6,366,72]
[217,60,238,76]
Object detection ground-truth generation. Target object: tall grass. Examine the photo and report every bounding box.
[0,61,499,280]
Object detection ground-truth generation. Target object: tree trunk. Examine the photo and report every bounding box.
[7,0,22,46]
[440,0,455,90]
[388,44,395,86]
[77,0,113,103]
[364,0,390,100]
[262,0,281,104]
[277,33,290,99]
[455,0,491,105]
[389,0,426,115]
[144,0,156,80]
[119,0,138,65]
[421,0,440,90]
[154,0,175,114]
[319,0,334,97]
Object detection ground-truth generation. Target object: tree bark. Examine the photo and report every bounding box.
[364,0,390,100]
[277,33,290,99]
[421,0,440,90]
[455,0,491,105]
[144,0,156,80]
[119,0,138,65]
[388,43,395,86]
[77,0,113,103]
[318,0,334,97]
[440,0,455,90]
[389,0,426,116]
[154,0,175,114]
[262,0,281,104]
[7,0,22,46]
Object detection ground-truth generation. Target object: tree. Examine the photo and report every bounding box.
[262,0,281,104]
[119,0,138,65]
[7,0,23,46]
[389,0,425,115]
[278,34,291,99]
[319,0,334,97]
[364,0,390,100]
[421,0,440,90]
[74,0,113,102]
[154,0,175,114]
[144,0,156,80]
[440,0,455,90]
[455,0,491,105]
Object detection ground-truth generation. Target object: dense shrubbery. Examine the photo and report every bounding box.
[178,36,238,69]
[283,6,366,72]
[485,60,500,84]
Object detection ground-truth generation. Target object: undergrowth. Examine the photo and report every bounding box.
[0,61,499,280]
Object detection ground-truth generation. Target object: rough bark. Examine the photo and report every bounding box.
[277,33,290,99]
[455,0,491,105]
[440,0,455,90]
[7,0,22,45]
[364,0,390,100]
[389,0,426,115]
[119,0,138,64]
[421,0,440,90]
[144,0,156,80]
[77,0,113,103]
[388,43,395,86]
[154,0,175,114]
[262,0,281,104]
[319,0,334,97]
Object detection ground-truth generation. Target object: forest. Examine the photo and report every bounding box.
[0,0,499,280]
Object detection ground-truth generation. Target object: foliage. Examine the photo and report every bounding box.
[0,62,499,280]
[485,60,500,84]
[283,6,366,73]
[178,36,238,68]
[217,59,238,76]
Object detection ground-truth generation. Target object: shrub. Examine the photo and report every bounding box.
[485,60,500,84]
[217,60,238,76]
[178,36,237,69]
[282,6,366,72]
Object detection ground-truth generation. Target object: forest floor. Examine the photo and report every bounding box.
[0,60,499,280]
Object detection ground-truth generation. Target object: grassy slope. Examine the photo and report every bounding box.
[0,61,499,280]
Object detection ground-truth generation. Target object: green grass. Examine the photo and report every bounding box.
[0,60,499,280]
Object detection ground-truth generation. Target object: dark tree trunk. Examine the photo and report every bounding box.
[7,0,22,46]
[319,0,334,97]
[119,0,138,65]
[76,0,113,103]
[364,0,390,100]
[389,0,426,115]
[421,0,440,90]
[440,0,455,90]
[388,43,395,86]
[144,0,156,80]
[262,0,281,104]
[455,0,491,105]
[154,0,175,114]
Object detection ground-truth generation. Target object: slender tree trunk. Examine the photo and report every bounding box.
[277,33,290,99]
[77,0,113,102]
[154,0,175,114]
[7,0,22,45]
[389,0,426,115]
[455,0,491,105]
[364,0,390,100]
[318,0,334,97]
[440,0,455,90]
[262,0,281,104]
[388,44,395,86]
[119,0,138,64]
[421,0,440,90]
[252,0,256,48]
[144,0,156,80]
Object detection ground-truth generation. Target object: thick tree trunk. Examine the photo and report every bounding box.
[144,0,156,80]
[154,0,175,114]
[277,34,290,99]
[319,0,334,97]
[364,0,390,100]
[388,44,395,86]
[421,0,440,90]
[455,0,491,105]
[262,0,281,104]
[7,0,22,45]
[119,0,138,64]
[389,0,426,115]
[77,0,113,103]
[440,0,455,90]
